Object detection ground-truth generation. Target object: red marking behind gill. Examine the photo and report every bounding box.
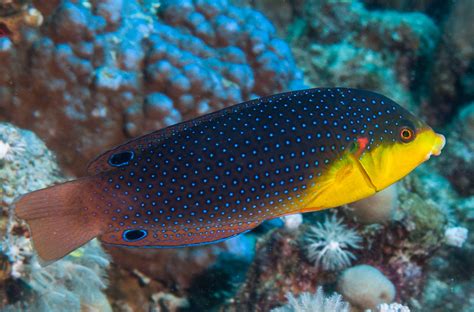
[355,137,369,158]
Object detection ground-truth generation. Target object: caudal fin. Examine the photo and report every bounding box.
[14,178,103,264]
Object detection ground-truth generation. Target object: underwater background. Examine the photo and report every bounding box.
[0,0,473,311]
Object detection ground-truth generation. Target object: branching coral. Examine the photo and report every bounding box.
[303,215,362,271]
[271,287,349,312]
[378,303,410,312]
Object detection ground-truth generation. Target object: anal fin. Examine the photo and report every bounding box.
[100,220,261,248]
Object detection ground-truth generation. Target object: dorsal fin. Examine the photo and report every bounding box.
[87,89,321,175]
[86,102,252,174]
[87,90,306,175]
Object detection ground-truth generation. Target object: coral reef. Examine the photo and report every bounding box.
[150,292,189,311]
[291,0,439,113]
[363,0,447,14]
[106,243,231,291]
[0,1,472,311]
[226,168,451,310]
[0,0,304,176]
[0,122,111,311]
[300,42,413,109]
[186,236,256,311]
[103,232,256,311]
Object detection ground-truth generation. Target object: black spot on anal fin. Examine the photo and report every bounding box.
[123,229,147,242]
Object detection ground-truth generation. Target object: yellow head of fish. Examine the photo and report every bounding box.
[357,104,446,192]
[295,90,446,212]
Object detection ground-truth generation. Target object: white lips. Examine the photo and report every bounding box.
[425,133,446,161]
[432,133,446,156]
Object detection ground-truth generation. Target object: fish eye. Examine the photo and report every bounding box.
[399,127,415,143]
[123,229,147,242]
[109,150,134,167]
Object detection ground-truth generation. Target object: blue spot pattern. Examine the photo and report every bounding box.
[93,88,420,247]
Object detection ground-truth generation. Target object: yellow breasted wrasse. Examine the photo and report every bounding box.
[15,88,445,263]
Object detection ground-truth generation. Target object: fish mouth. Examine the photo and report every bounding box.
[424,133,445,161]
[431,133,446,156]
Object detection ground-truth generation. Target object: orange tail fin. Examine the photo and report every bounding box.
[14,178,103,264]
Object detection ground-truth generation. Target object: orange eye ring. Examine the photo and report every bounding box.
[400,127,414,142]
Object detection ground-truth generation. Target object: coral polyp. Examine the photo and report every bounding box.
[302,215,362,271]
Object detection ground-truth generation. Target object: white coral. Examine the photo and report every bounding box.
[281,213,303,230]
[271,287,350,312]
[444,226,468,247]
[0,140,12,160]
[303,215,362,271]
[378,303,411,312]
[0,132,26,162]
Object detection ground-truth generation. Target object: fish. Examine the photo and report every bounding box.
[15,88,446,263]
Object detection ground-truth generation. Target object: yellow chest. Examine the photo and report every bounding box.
[299,154,377,212]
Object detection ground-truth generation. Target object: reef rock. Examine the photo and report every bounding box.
[291,0,439,113]
[436,102,474,196]
[426,0,474,125]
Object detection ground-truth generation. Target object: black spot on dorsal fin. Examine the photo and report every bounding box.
[108,151,134,167]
